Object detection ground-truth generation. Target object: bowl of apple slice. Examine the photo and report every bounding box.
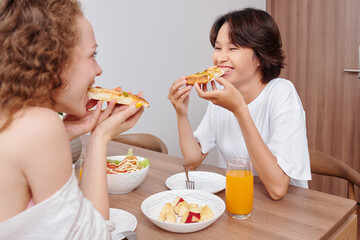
[141,189,225,233]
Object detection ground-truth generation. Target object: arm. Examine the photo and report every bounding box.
[79,102,144,219]
[195,78,289,200]
[233,107,289,200]
[177,113,207,169]
[168,77,207,169]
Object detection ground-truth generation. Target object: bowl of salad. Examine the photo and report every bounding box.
[107,148,150,194]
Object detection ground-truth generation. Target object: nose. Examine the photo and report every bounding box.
[213,50,228,65]
[96,61,103,76]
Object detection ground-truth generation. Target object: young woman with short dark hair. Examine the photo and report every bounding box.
[168,8,311,200]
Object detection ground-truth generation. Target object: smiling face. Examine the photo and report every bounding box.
[53,16,102,117]
[212,23,262,89]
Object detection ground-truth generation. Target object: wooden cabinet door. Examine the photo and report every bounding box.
[267,0,360,199]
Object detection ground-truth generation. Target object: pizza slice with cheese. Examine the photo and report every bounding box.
[87,86,150,108]
[185,66,225,85]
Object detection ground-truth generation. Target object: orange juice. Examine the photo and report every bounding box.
[226,169,253,215]
[79,168,83,182]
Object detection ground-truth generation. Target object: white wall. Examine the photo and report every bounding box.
[80,0,265,166]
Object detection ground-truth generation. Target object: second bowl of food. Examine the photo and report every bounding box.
[107,148,150,194]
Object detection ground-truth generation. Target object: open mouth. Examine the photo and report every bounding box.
[220,67,233,76]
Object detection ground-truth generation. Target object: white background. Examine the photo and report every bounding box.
[80,0,265,166]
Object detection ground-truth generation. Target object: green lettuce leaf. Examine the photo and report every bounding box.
[106,159,121,165]
[137,158,150,168]
[126,148,134,158]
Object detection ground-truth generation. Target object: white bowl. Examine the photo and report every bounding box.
[141,189,225,233]
[107,155,149,194]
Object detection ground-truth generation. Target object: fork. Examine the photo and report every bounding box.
[183,164,195,190]
[113,230,137,240]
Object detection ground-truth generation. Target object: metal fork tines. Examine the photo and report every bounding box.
[183,164,195,190]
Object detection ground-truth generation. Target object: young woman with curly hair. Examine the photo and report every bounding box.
[168,8,311,200]
[0,0,144,238]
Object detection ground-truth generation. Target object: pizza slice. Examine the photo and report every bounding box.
[87,86,150,108]
[185,66,225,85]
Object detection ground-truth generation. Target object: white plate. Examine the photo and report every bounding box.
[165,171,226,194]
[110,208,137,237]
[141,189,225,233]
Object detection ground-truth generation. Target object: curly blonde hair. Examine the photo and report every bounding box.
[0,0,83,131]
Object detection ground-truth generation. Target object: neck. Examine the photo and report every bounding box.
[238,74,265,105]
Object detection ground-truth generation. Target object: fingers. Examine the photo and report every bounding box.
[202,83,208,92]
[112,102,144,132]
[125,104,144,125]
[194,82,204,96]
[214,77,228,87]
[168,77,192,102]
[112,104,129,114]
[97,100,116,123]
[168,77,186,96]
[90,100,103,124]
[194,82,217,101]
[109,102,143,121]
[93,101,103,118]
[210,80,218,91]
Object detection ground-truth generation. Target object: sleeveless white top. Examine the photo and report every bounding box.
[0,170,114,240]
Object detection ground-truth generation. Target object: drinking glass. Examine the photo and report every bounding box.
[226,157,253,220]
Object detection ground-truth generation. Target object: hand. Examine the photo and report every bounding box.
[93,102,144,142]
[194,77,246,114]
[168,76,193,117]
[63,100,119,140]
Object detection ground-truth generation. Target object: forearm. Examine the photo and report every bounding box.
[177,115,205,169]
[80,131,110,219]
[234,108,289,200]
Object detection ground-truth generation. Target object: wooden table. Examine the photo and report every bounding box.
[82,137,357,240]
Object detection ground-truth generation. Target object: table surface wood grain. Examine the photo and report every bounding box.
[81,136,357,240]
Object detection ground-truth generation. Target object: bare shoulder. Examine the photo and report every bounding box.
[12,106,72,167]
[0,107,72,219]
[3,106,72,168]
[5,107,72,199]
[0,107,65,155]
[16,107,65,134]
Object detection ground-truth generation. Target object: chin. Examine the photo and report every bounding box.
[63,107,87,117]
[75,108,88,118]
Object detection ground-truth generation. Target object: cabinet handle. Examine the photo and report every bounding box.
[344,69,360,78]
[343,45,360,77]
[344,69,360,73]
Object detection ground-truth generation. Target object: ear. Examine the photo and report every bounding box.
[252,50,261,68]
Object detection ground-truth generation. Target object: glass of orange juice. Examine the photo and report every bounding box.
[226,157,253,220]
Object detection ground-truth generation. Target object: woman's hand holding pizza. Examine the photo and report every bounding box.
[194,77,247,115]
[63,95,144,141]
[168,76,193,117]
[93,101,144,142]
[63,100,116,140]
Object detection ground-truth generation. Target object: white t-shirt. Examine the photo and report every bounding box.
[0,170,114,240]
[193,78,311,188]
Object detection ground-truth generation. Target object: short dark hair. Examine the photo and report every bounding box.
[210,8,285,84]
